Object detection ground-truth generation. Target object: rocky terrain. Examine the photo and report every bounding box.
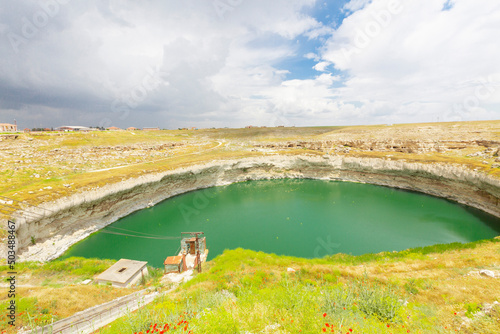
[248,122,500,160]
[253,138,500,157]
[1,135,189,176]
[1,121,499,262]
[13,154,500,262]
[2,121,499,334]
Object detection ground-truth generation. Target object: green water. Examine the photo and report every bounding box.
[60,179,500,267]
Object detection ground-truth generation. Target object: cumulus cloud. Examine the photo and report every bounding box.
[313,61,330,72]
[0,0,498,129]
[0,0,330,128]
[343,0,373,12]
[320,0,500,122]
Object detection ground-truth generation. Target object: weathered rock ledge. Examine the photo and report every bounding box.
[11,154,500,262]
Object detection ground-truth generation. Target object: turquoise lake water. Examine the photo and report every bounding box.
[60,179,500,267]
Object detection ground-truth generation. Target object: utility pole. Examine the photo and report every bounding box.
[195,233,201,273]
[181,232,204,273]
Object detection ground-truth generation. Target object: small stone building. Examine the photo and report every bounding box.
[95,259,148,288]
[164,255,187,274]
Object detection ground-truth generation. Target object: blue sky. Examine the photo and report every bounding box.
[279,0,347,80]
[0,0,498,129]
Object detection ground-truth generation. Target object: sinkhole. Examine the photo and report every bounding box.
[60,179,500,267]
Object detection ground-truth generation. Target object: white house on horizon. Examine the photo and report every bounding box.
[0,123,18,132]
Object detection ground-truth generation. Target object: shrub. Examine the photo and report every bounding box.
[323,277,404,322]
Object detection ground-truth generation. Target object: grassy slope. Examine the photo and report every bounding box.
[2,240,499,333]
[96,239,500,334]
[0,258,164,333]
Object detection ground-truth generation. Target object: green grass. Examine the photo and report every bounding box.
[0,257,115,281]
[197,126,343,141]
[1,239,498,333]
[0,257,162,333]
[99,274,418,334]
[321,238,500,266]
[94,238,500,333]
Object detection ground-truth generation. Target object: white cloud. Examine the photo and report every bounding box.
[1,0,498,128]
[343,0,372,12]
[0,0,328,128]
[305,24,335,39]
[304,52,319,61]
[319,0,500,122]
[313,61,330,72]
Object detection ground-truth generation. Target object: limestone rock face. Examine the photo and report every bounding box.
[11,155,500,262]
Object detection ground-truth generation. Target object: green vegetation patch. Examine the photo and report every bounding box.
[322,238,500,266]
[0,257,114,282]
[98,238,500,333]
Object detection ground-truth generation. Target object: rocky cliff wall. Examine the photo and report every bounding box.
[12,155,500,262]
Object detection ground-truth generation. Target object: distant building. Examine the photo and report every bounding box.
[0,123,17,132]
[106,126,122,131]
[127,127,139,131]
[245,125,254,128]
[94,259,148,288]
[143,127,160,131]
[55,126,93,132]
[24,128,31,133]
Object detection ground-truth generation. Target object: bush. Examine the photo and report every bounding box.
[323,277,404,322]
